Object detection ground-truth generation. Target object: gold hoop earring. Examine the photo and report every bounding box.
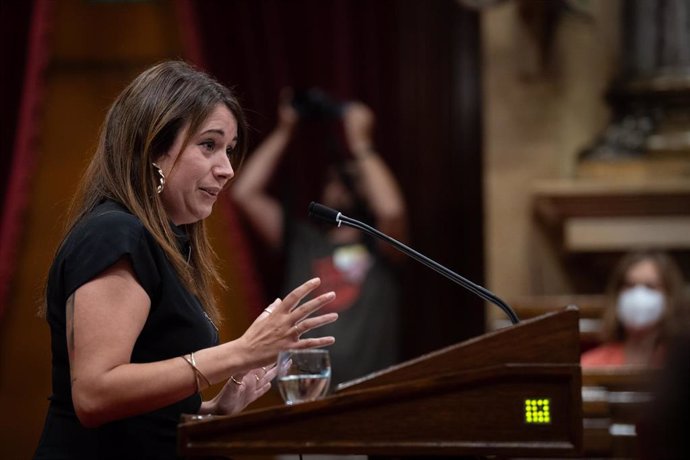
[152,162,165,194]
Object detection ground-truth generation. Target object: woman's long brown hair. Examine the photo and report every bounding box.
[41,61,247,323]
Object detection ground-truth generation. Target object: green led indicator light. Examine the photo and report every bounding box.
[524,398,551,424]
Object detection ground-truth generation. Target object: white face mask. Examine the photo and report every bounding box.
[616,285,665,330]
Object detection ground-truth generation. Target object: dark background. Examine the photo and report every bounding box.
[190,0,486,358]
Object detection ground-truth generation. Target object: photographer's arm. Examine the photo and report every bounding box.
[232,94,298,249]
[344,103,409,259]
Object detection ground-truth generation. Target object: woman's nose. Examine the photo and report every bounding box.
[215,154,235,182]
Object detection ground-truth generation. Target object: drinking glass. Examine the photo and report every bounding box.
[276,349,331,405]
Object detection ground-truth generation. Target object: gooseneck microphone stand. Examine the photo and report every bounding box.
[308,201,520,325]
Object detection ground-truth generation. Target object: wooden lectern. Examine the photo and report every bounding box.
[178,308,582,458]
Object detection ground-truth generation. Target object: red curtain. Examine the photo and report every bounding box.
[0,0,54,319]
[0,1,33,202]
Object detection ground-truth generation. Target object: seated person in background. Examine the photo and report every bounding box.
[581,250,689,367]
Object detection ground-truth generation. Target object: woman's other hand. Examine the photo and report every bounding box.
[206,365,278,415]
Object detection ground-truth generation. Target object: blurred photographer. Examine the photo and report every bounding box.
[232,89,408,387]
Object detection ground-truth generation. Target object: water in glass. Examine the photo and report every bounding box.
[276,349,331,405]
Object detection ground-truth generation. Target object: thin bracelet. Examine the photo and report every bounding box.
[189,352,212,388]
[181,355,199,392]
[182,352,212,392]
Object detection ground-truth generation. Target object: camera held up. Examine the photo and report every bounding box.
[291,88,345,120]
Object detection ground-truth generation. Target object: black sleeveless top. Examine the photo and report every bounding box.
[34,200,219,459]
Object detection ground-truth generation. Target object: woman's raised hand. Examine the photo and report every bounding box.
[238,278,337,367]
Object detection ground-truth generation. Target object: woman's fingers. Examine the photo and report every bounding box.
[278,278,321,312]
[294,336,336,349]
[292,313,338,338]
[248,366,275,402]
[266,278,334,321]
[248,365,277,387]
[265,364,278,380]
[257,381,272,396]
[290,291,336,323]
[260,365,278,385]
[258,298,281,319]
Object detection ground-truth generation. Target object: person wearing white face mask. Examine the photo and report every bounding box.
[581,250,690,367]
[616,284,666,331]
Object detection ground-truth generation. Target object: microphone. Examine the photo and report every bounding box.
[308,201,520,325]
[308,202,342,225]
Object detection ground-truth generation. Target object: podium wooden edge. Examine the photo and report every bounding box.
[337,306,580,392]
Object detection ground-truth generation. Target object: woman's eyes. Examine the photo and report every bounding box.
[622,282,662,291]
[200,140,235,158]
[200,140,215,151]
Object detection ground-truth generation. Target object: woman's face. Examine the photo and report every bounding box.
[157,104,237,225]
[623,259,663,292]
[616,259,666,333]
